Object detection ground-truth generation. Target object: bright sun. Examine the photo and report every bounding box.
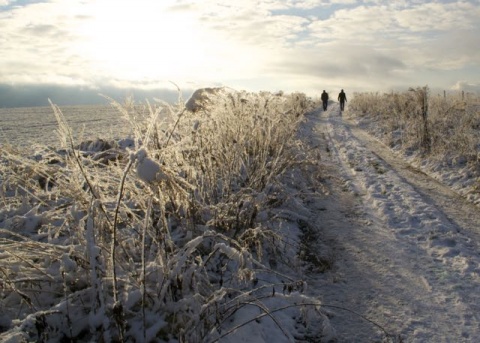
[76,1,213,83]
[72,0,264,87]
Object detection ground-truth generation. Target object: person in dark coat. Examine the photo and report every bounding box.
[338,89,347,111]
[321,90,329,111]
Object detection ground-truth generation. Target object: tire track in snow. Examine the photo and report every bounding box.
[347,121,480,241]
[302,105,480,342]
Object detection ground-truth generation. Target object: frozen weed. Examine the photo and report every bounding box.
[349,87,480,162]
[0,89,329,342]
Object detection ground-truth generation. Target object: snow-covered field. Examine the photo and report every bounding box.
[1,94,479,342]
[0,105,132,148]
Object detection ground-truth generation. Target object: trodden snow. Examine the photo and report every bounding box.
[296,103,480,342]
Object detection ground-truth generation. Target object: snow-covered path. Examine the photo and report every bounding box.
[300,104,480,342]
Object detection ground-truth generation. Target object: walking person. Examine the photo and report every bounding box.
[338,89,347,111]
[321,90,329,111]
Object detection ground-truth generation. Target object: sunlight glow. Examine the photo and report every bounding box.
[76,2,200,80]
[74,1,261,85]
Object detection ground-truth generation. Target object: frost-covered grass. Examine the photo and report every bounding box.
[0,89,332,342]
[348,87,479,161]
[348,87,480,204]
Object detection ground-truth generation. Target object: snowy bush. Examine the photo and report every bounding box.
[0,90,330,342]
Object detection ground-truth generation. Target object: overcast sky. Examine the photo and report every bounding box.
[0,0,479,105]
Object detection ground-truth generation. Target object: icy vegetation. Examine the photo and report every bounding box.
[348,87,480,205]
[0,90,334,342]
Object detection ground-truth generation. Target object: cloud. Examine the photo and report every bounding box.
[268,43,406,82]
[305,2,480,78]
[0,1,90,82]
[451,81,480,93]
[0,0,478,97]
[242,39,409,95]
[396,2,480,32]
